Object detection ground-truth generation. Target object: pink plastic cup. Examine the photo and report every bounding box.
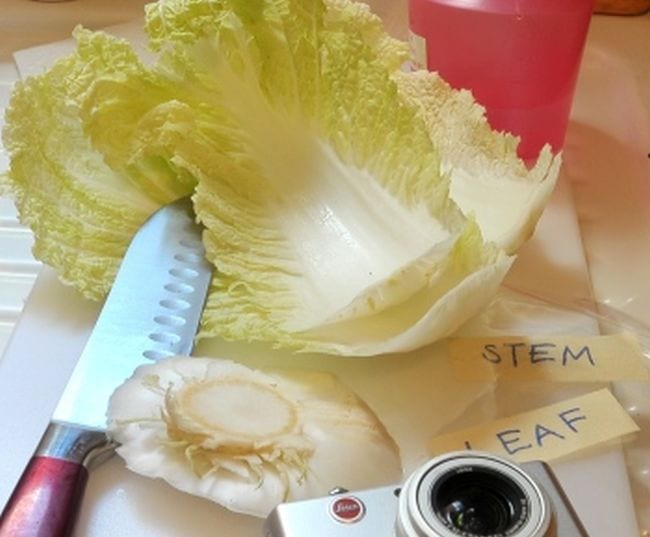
[408,0,595,161]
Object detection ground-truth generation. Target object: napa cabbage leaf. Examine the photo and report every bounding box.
[0,0,559,355]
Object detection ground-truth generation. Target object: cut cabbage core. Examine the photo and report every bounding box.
[170,379,298,440]
[107,357,402,517]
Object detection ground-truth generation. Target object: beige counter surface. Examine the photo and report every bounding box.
[1,2,649,535]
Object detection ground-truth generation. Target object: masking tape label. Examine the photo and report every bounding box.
[429,388,639,463]
[448,332,649,382]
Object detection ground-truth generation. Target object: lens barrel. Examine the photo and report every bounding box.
[433,466,527,535]
[395,452,551,537]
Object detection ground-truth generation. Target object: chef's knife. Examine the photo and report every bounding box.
[0,197,213,537]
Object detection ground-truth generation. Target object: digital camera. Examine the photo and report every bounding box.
[264,451,589,537]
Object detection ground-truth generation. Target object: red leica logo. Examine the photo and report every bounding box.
[329,496,365,524]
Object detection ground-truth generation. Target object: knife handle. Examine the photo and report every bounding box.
[0,423,113,537]
[0,457,88,537]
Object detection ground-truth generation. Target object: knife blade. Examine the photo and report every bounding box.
[0,197,213,537]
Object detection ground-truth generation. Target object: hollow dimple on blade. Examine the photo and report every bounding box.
[143,226,211,362]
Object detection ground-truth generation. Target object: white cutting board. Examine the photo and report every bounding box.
[0,24,640,537]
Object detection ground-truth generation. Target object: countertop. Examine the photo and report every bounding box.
[1,1,649,535]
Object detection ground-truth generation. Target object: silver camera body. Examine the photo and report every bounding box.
[264,451,588,537]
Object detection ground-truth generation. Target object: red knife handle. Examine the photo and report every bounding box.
[0,423,113,537]
[0,456,88,537]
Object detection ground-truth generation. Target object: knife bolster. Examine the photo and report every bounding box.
[36,422,116,468]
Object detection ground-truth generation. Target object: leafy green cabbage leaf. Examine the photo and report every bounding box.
[1,0,559,355]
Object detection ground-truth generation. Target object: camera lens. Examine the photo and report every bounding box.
[396,453,550,537]
[432,468,526,536]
